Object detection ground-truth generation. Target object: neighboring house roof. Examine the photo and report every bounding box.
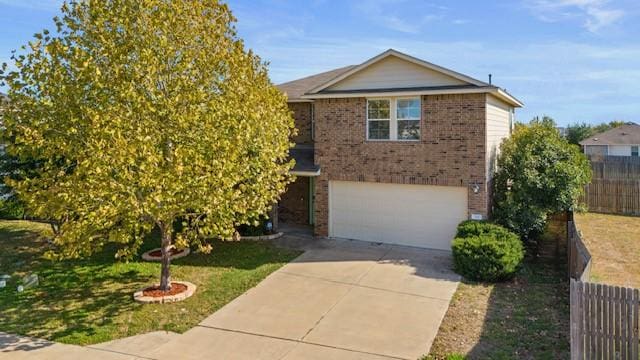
[277,65,356,103]
[580,123,640,146]
[276,49,523,107]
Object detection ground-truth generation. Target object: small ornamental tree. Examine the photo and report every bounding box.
[493,118,591,240]
[0,0,294,291]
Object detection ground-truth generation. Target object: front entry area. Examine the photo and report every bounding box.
[329,181,468,250]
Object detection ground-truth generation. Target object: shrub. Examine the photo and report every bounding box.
[0,198,25,220]
[236,216,273,237]
[493,118,591,240]
[455,220,514,238]
[452,222,524,282]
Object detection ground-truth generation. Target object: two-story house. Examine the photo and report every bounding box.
[277,49,522,250]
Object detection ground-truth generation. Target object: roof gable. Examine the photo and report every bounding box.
[275,49,523,107]
[308,49,489,94]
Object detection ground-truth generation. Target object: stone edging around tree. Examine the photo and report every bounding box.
[239,232,284,241]
[133,281,196,304]
[141,247,191,262]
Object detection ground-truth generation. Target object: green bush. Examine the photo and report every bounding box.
[236,216,273,237]
[452,221,524,282]
[492,118,591,240]
[0,198,25,220]
[455,220,514,238]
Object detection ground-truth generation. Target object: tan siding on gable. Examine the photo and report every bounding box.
[486,94,512,212]
[327,56,468,91]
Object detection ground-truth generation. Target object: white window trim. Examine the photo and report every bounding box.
[366,97,421,142]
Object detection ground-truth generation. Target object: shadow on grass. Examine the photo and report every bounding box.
[464,259,570,359]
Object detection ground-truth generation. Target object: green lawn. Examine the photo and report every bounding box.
[0,220,300,345]
[427,260,569,359]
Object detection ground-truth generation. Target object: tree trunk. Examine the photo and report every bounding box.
[159,223,172,291]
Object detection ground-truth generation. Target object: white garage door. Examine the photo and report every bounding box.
[329,181,468,250]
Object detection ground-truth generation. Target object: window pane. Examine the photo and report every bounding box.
[397,120,420,140]
[632,146,639,156]
[368,120,390,140]
[397,98,420,119]
[368,100,390,119]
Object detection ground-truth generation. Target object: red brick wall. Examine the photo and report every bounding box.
[288,102,313,145]
[312,94,488,236]
[278,176,309,225]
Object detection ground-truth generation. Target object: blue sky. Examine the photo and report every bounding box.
[1,1,639,125]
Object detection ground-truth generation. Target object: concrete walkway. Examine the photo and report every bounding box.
[1,237,459,360]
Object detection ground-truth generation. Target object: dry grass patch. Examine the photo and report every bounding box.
[575,212,640,288]
[427,261,569,360]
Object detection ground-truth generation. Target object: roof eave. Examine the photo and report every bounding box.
[300,86,524,107]
[493,88,524,108]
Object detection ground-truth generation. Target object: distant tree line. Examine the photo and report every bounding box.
[565,121,628,146]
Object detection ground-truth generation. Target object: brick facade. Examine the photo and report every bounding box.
[288,102,313,145]
[278,176,309,225]
[312,94,489,237]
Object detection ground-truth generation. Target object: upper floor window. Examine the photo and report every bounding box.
[367,99,390,140]
[367,97,420,141]
[396,98,420,140]
[632,146,639,157]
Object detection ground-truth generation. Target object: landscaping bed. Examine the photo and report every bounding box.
[574,212,640,288]
[427,260,569,359]
[0,220,300,345]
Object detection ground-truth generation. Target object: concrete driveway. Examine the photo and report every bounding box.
[149,237,460,360]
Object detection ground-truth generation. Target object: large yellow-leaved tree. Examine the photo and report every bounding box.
[0,0,294,291]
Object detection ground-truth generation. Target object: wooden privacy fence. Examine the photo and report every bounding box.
[580,179,640,216]
[589,156,640,180]
[568,218,592,281]
[570,280,640,360]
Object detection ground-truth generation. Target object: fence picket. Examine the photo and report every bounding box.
[633,289,639,359]
[629,287,632,360]
[597,283,603,359]
[608,285,614,360]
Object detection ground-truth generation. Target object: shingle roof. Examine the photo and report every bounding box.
[580,123,640,146]
[276,65,356,101]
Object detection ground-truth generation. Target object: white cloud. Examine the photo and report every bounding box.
[452,19,470,25]
[525,0,625,32]
[352,0,446,34]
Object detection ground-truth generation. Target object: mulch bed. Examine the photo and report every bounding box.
[141,282,188,297]
[147,248,186,258]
